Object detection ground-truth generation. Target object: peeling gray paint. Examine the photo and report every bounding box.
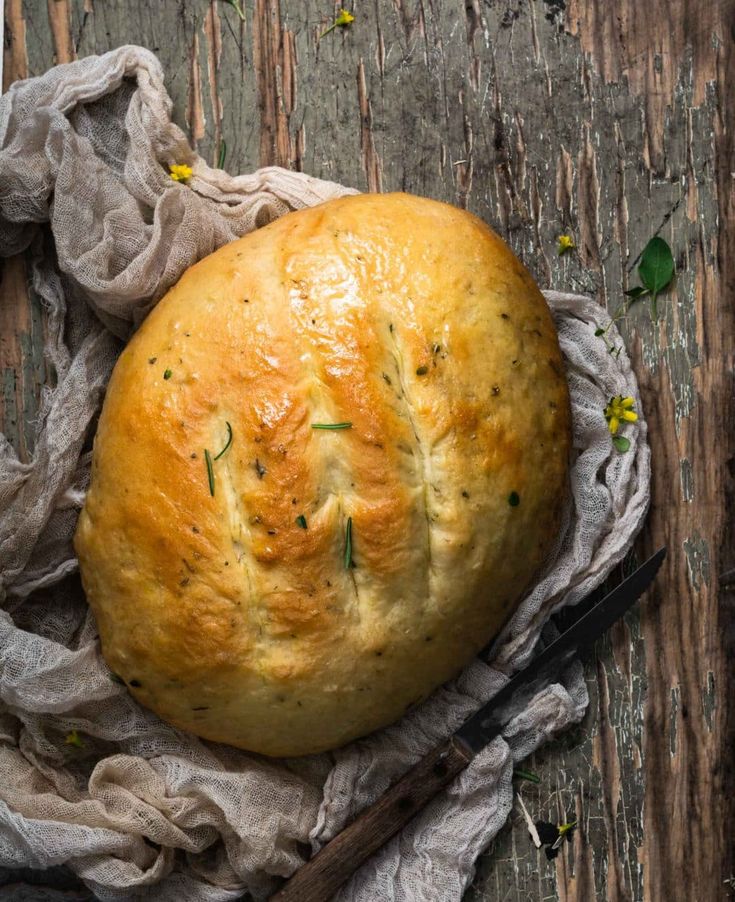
[683,533,712,590]
[2,369,18,452]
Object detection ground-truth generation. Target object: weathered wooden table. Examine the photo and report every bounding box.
[1,2,733,900]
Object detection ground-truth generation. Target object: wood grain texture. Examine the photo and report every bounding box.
[1,1,733,899]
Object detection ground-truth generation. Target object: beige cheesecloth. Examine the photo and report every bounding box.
[0,46,650,901]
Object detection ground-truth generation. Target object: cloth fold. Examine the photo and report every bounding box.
[0,46,650,901]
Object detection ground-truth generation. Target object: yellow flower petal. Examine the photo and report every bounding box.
[169,163,193,183]
[608,416,620,434]
[622,410,638,422]
[336,9,355,25]
[557,234,575,256]
[621,397,635,408]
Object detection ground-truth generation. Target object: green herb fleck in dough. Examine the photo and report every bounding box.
[508,491,520,507]
[204,449,215,496]
[344,517,354,569]
[214,421,233,460]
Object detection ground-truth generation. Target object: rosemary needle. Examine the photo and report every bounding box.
[204,449,215,496]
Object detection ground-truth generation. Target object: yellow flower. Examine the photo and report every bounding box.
[169,163,193,183]
[320,8,355,38]
[65,730,84,748]
[604,395,638,435]
[558,234,575,256]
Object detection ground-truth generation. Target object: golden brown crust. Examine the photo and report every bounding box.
[74,192,571,756]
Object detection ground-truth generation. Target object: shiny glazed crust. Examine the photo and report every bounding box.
[74,192,571,757]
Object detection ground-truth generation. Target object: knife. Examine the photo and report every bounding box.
[270,547,666,902]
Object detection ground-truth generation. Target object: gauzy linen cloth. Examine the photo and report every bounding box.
[0,46,650,902]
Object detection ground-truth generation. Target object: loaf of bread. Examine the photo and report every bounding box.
[74,192,570,757]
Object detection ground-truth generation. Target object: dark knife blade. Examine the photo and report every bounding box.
[454,546,667,755]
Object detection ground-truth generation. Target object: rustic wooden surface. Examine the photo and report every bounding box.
[1,1,733,900]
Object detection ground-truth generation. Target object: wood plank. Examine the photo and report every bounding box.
[0,1,732,899]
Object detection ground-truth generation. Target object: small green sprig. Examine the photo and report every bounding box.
[296,515,308,529]
[222,0,245,21]
[595,235,676,354]
[214,421,233,460]
[204,449,215,496]
[319,8,355,40]
[311,422,352,430]
[204,423,234,495]
[513,768,540,784]
[344,517,354,569]
[625,236,675,320]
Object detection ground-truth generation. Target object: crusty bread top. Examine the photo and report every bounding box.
[74,192,570,757]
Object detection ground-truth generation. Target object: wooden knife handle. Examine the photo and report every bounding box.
[269,737,474,902]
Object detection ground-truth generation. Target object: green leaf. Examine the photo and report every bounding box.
[594,327,605,336]
[217,140,227,170]
[612,435,631,452]
[623,286,649,300]
[638,236,674,299]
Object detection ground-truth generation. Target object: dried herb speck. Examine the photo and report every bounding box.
[508,491,520,507]
[163,368,172,380]
[296,515,308,529]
